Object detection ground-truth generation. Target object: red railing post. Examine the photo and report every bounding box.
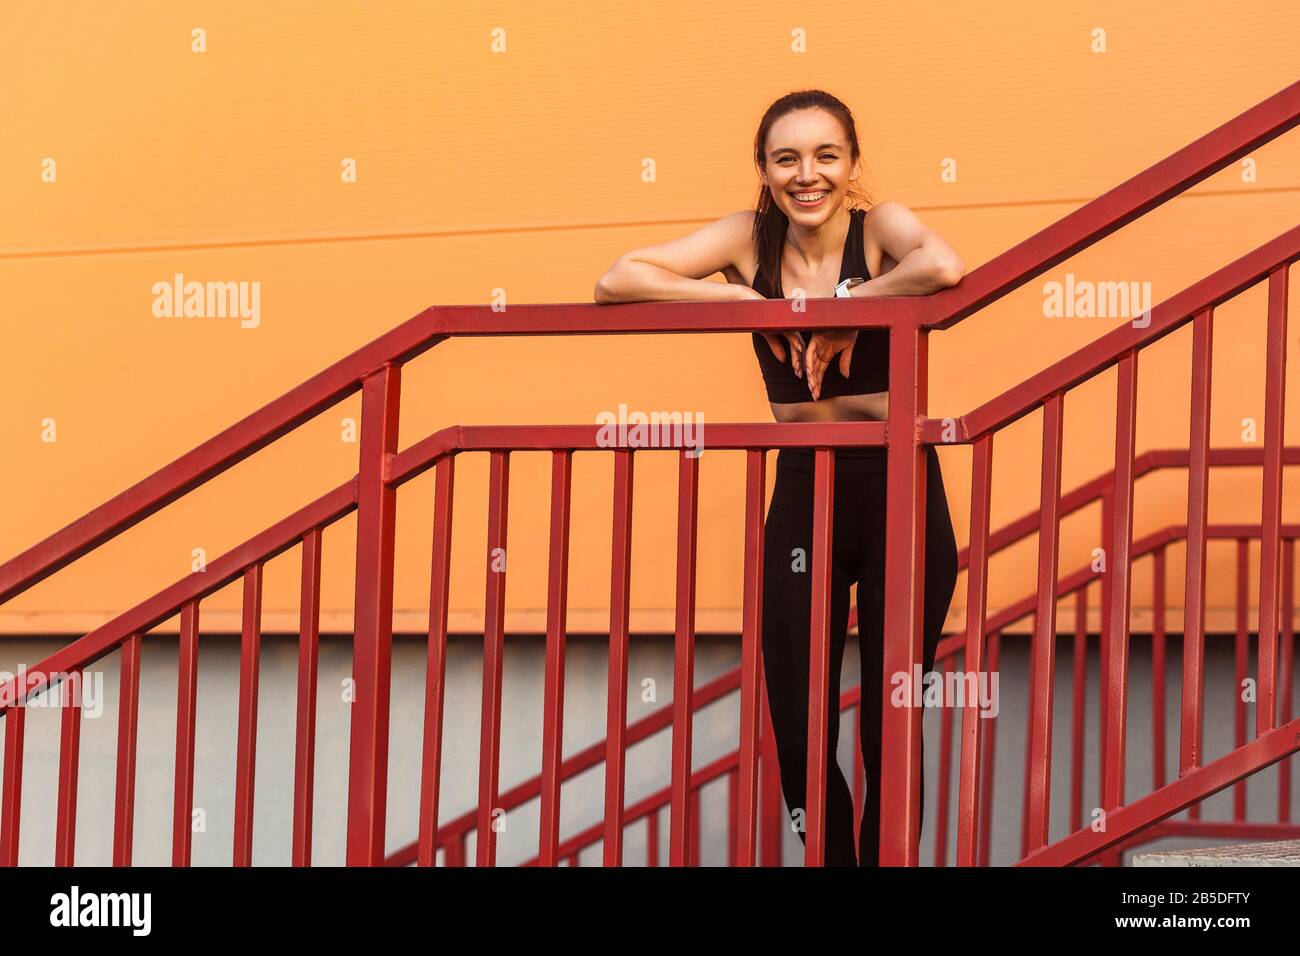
[0,704,24,866]
[879,319,930,866]
[978,631,1001,867]
[1280,539,1295,821]
[957,433,993,866]
[603,449,634,866]
[1070,587,1088,832]
[1152,547,1167,790]
[54,667,83,866]
[113,633,142,866]
[668,451,700,866]
[1026,394,1065,852]
[293,528,323,867]
[935,665,954,866]
[233,565,262,866]
[804,447,836,866]
[735,449,766,866]
[1234,538,1249,820]
[418,455,456,867]
[477,450,510,867]
[758,684,784,866]
[538,450,573,865]
[1102,352,1138,812]
[173,601,200,866]
[1256,265,1289,735]
[1182,309,1213,778]
[346,362,401,866]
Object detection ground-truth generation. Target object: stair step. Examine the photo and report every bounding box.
[1132,839,1300,867]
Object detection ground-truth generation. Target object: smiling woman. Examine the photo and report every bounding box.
[593,87,966,866]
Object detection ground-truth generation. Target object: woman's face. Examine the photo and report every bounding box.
[759,108,859,224]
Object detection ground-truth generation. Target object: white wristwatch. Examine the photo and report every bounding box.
[834,277,866,297]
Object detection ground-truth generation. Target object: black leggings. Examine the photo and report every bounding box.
[761,445,959,866]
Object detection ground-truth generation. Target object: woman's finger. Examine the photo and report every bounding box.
[838,339,854,378]
[785,332,804,377]
[805,343,824,398]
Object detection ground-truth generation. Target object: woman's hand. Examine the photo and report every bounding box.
[803,329,857,400]
[760,330,807,378]
[733,284,807,378]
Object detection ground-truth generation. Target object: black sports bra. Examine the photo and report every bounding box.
[750,206,889,403]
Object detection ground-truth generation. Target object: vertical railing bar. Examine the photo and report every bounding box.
[646,810,658,868]
[957,432,993,867]
[538,450,573,866]
[736,448,765,867]
[603,449,634,866]
[1152,547,1167,790]
[1027,394,1065,851]
[419,454,456,867]
[0,704,24,866]
[112,633,142,867]
[1256,266,1289,736]
[445,832,465,867]
[977,630,1001,868]
[727,768,739,866]
[1098,490,1113,811]
[758,685,783,866]
[54,666,84,866]
[935,658,954,867]
[293,528,323,867]
[233,563,263,866]
[879,322,931,867]
[805,446,836,867]
[1233,537,1248,821]
[1181,307,1213,779]
[477,449,511,868]
[173,600,200,866]
[1102,352,1138,812]
[689,786,701,866]
[1279,539,1294,823]
[1070,586,1088,832]
[346,362,401,867]
[669,449,700,866]
[1019,656,1033,860]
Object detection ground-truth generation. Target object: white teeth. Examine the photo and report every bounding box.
[794,191,828,202]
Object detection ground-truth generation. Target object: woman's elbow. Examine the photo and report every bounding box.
[593,258,629,304]
[933,252,966,289]
[593,272,616,304]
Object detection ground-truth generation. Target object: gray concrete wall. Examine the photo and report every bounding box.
[1,630,1295,866]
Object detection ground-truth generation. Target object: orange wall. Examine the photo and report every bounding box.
[2,0,1298,636]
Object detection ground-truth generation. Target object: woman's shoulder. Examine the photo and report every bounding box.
[860,200,922,238]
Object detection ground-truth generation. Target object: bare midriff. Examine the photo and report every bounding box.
[769,390,888,423]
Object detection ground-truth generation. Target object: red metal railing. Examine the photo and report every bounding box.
[0,79,1297,866]
[379,448,1299,867]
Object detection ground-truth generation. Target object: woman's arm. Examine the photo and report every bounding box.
[593,210,759,304]
[848,201,965,297]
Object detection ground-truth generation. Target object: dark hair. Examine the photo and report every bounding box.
[751,90,873,295]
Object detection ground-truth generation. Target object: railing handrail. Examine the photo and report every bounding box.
[917,79,1300,331]
[926,228,1299,444]
[3,80,1296,608]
